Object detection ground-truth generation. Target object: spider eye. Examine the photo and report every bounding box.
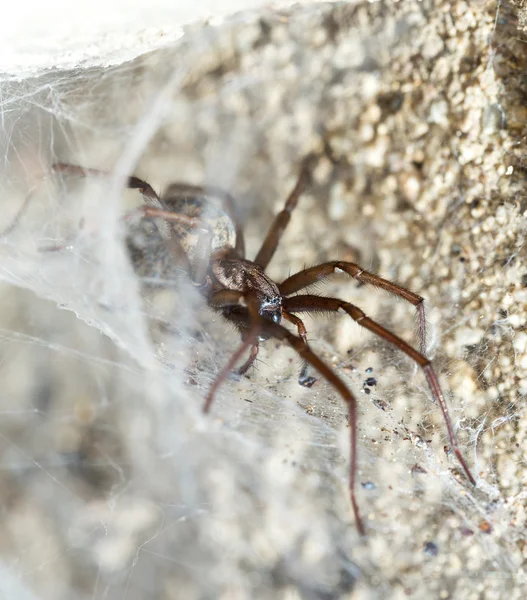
[259,301,282,325]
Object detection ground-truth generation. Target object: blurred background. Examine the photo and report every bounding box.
[0,1,525,598]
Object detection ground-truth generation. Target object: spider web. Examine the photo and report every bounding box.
[0,1,526,599]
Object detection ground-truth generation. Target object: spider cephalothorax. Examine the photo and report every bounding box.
[211,257,283,323]
[15,158,476,535]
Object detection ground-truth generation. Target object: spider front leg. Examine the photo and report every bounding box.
[259,317,365,535]
[280,261,428,356]
[282,309,317,387]
[203,332,260,413]
[204,290,261,412]
[204,291,366,535]
[284,294,476,486]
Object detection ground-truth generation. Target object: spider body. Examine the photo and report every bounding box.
[155,190,238,261]
[29,159,476,535]
[127,190,238,285]
[214,260,283,326]
[125,185,284,331]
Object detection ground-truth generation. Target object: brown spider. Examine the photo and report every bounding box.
[14,158,476,535]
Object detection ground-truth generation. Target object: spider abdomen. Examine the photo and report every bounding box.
[127,191,238,285]
[163,192,237,260]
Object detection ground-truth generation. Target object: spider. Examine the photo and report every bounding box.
[11,157,476,535]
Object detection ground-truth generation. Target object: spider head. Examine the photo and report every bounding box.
[259,296,282,325]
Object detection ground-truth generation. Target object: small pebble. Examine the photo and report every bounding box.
[411,464,427,475]
[361,481,376,490]
[373,399,388,411]
[479,520,492,534]
[424,541,439,556]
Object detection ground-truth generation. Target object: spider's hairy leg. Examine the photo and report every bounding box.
[259,318,365,536]
[0,164,165,249]
[284,294,476,487]
[236,342,259,376]
[280,261,428,356]
[253,154,316,270]
[204,290,259,385]
[282,309,317,387]
[202,331,259,414]
[204,290,366,535]
[52,163,162,206]
[203,290,260,413]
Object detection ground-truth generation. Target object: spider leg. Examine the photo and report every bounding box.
[53,167,246,255]
[282,309,317,387]
[284,294,476,486]
[204,290,261,402]
[52,163,162,206]
[280,261,428,356]
[253,155,315,269]
[258,315,365,535]
[205,290,366,535]
[236,341,260,376]
[203,329,259,413]
[51,164,215,283]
